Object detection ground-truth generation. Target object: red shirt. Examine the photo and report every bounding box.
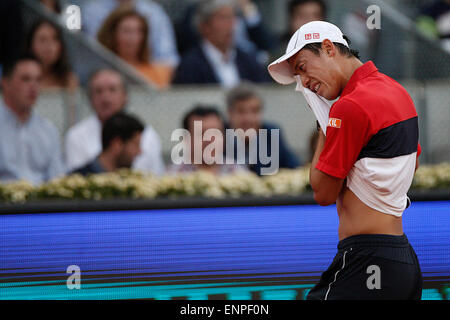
[316,61,421,216]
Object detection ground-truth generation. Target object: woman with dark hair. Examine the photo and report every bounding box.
[97,5,173,89]
[25,19,78,89]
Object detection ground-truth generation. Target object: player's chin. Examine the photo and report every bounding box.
[321,88,339,101]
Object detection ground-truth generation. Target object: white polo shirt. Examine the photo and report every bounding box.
[64,115,165,175]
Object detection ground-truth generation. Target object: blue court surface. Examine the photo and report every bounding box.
[0,201,449,300]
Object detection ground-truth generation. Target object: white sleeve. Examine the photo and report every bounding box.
[133,126,166,175]
[46,125,66,180]
[64,129,88,172]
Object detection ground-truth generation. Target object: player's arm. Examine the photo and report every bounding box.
[310,129,344,206]
[310,100,371,206]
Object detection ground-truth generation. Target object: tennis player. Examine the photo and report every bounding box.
[268,21,422,300]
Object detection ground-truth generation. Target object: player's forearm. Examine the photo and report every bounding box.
[309,130,344,206]
[309,129,326,192]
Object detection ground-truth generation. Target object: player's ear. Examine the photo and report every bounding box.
[321,39,336,57]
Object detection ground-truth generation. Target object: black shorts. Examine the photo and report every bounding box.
[306,234,423,300]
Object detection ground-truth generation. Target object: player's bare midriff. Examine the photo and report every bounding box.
[336,185,404,241]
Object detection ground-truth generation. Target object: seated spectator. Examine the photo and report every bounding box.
[172,0,271,87]
[72,112,144,175]
[0,56,65,185]
[288,0,326,36]
[175,0,275,64]
[169,105,247,175]
[416,0,450,53]
[225,83,301,175]
[272,0,326,59]
[233,0,277,63]
[97,5,172,89]
[81,0,179,67]
[39,0,61,14]
[64,68,165,175]
[25,20,79,90]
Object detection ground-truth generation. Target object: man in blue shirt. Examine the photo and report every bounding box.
[0,56,65,185]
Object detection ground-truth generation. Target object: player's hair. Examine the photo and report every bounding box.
[226,82,263,110]
[102,112,144,150]
[303,35,360,59]
[182,105,224,131]
[2,55,40,79]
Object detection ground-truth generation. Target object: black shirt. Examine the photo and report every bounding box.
[71,157,106,176]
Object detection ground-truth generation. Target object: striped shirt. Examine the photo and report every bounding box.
[316,61,421,216]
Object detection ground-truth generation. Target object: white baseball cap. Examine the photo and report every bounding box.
[268,21,349,85]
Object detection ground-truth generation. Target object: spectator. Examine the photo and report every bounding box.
[288,0,326,36]
[39,0,62,14]
[172,0,271,87]
[72,112,144,175]
[169,105,247,175]
[64,68,165,175]
[81,0,179,67]
[341,5,377,63]
[0,56,65,185]
[416,0,450,53]
[233,0,277,63]
[25,20,79,90]
[272,0,327,59]
[97,6,172,89]
[175,0,275,64]
[225,83,301,175]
